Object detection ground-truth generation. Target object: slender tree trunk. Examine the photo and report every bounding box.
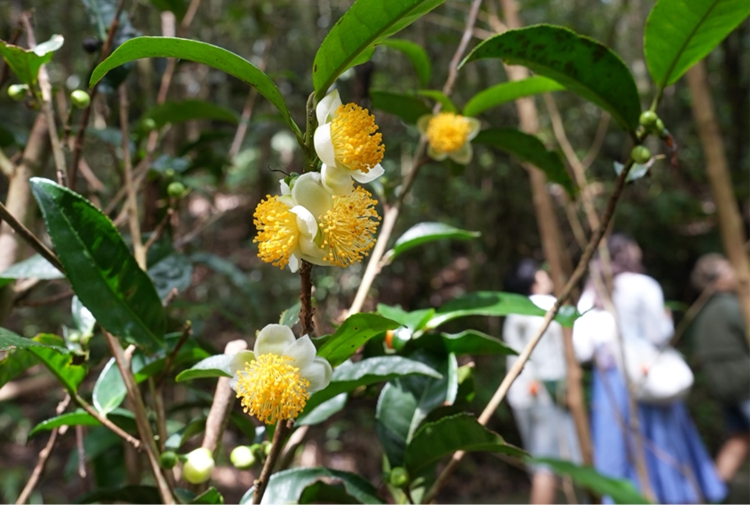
[499,0,594,468]
[686,60,750,343]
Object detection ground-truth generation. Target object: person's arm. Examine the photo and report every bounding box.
[640,276,674,346]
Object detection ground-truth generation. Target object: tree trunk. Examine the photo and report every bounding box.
[686,60,750,343]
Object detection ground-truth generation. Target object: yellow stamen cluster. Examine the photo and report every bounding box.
[253,195,298,269]
[330,103,385,173]
[426,112,471,153]
[235,354,310,424]
[319,187,381,267]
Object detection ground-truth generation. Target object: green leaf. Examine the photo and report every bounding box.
[376,351,457,466]
[299,356,443,422]
[72,296,96,336]
[405,329,517,356]
[427,291,579,329]
[0,327,68,352]
[165,418,206,451]
[532,458,651,504]
[175,354,233,382]
[93,358,126,415]
[417,89,457,113]
[297,393,348,427]
[147,250,193,301]
[312,0,446,99]
[379,38,431,87]
[28,410,102,438]
[376,305,435,332]
[473,128,576,197]
[463,76,565,117]
[76,485,162,504]
[191,487,224,504]
[90,37,299,137]
[388,222,480,261]
[462,24,641,132]
[316,314,401,367]
[30,178,166,352]
[0,254,65,285]
[142,100,239,129]
[279,302,300,328]
[0,34,64,85]
[405,413,525,474]
[644,0,750,88]
[370,91,431,124]
[0,332,69,388]
[245,467,383,504]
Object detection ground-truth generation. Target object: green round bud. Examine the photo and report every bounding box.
[167,181,186,198]
[639,111,658,127]
[230,445,256,469]
[631,146,652,164]
[160,451,178,469]
[389,467,409,487]
[142,118,157,132]
[182,448,214,484]
[262,441,272,456]
[67,331,81,343]
[654,118,665,135]
[8,84,28,102]
[70,90,91,109]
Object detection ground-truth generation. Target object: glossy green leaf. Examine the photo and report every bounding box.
[72,296,96,336]
[191,487,224,504]
[405,329,517,356]
[316,314,401,367]
[462,25,640,132]
[645,0,750,88]
[376,351,457,466]
[473,128,576,197]
[370,90,431,124]
[380,38,431,87]
[0,328,67,352]
[147,250,193,301]
[175,354,233,382]
[299,356,442,421]
[93,358,126,415]
[463,76,565,117]
[312,0,446,99]
[0,254,65,284]
[244,467,382,504]
[427,291,580,329]
[388,222,480,261]
[280,302,300,327]
[90,37,300,137]
[0,332,68,388]
[297,393,348,427]
[166,418,207,451]
[376,305,435,332]
[77,485,161,504]
[30,178,166,351]
[533,458,650,504]
[417,89,457,113]
[405,414,525,474]
[28,410,102,438]
[143,100,239,129]
[0,34,63,85]
[29,337,87,393]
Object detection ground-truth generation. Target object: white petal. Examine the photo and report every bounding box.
[301,357,333,393]
[279,179,291,196]
[448,142,473,165]
[292,172,332,219]
[427,144,448,161]
[254,324,296,356]
[316,89,342,126]
[278,195,294,208]
[321,163,354,195]
[351,164,384,184]
[314,124,337,167]
[288,254,300,273]
[416,114,433,134]
[290,205,317,238]
[466,117,482,140]
[299,236,328,266]
[229,350,255,391]
[281,335,316,370]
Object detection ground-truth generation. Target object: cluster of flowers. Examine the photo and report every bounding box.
[253,90,385,272]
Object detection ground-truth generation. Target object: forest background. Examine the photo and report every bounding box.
[0,0,748,503]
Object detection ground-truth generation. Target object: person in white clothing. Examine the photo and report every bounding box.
[502,259,581,504]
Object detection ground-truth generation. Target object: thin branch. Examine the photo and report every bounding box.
[253,420,292,504]
[298,261,315,335]
[0,200,65,273]
[143,208,174,254]
[73,392,141,448]
[229,38,271,160]
[155,321,192,388]
[581,113,611,170]
[118,85,146,269]
[0,148,14,178]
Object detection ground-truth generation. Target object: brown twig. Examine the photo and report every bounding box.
[229,38,271,160]
[155,321,192,388]
[298,261,315,336]
[0,200,65,273]
[15,289,73,307]
[253,420,292,504]
[143,208,174,254]
[118,84,146,269]
[72,392,141,448]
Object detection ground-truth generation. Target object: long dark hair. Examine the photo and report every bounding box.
[503,258,539,296]
[607,233,644,275]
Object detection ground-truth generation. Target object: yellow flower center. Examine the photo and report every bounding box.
[235,354,310,424]
[330,103,385,173]
[425,113,471,153]
[319,187,381,267]
[253,195,298,269]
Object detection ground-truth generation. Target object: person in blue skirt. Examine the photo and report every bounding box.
[574,234,726,504]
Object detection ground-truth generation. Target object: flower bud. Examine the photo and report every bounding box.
[142,118,158,132]
[160,451,178,469]
[631,146,651,164]
[654,118,665,136]
[230,445,256,469]
[8,84,28,102]
[262,441,272,456]
[639,111,658,127]
[167,181,186,198]
[182,448,214,484]
[70,90,91,109]
[389,467,409,487]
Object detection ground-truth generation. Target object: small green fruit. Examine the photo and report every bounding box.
[142,118,157,132]
[654,118,665,135]
[230,445,257,469]
[70,90,91,109]
[8,84,28,102]
[263,441,272,456]
[631,146,652,164]
[639,111,658,127]
[160,451,178,469]
[182,448,214,484]
[167,181,186,198]
[389,467,409,487]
